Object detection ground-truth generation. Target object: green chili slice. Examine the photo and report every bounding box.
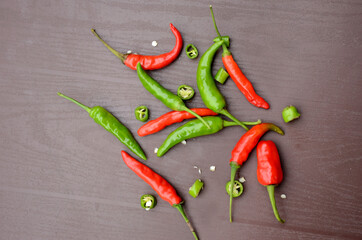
[214,67,229,84]
[225,180,243,198]
[185,44,199,59]
[282,105,301,123]
[177,85,195,100]
[135,105,149,122]
[140,194,157,210]
[189,179,204,198]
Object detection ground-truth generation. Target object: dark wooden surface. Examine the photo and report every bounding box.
[1,0,362,239]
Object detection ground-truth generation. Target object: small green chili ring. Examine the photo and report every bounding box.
[225,180,243,197]
[177,85,195,100]
[214,67,229,84]
[185,44,199,59]
[140,194,157,210]
[282,105,301,123]
[135,105,149,122]
[189,179,204,198]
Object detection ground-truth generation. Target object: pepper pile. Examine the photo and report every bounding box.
[58,5,300,240]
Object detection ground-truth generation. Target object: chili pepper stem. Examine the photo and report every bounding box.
[91,29,128,63]
[57,92,91,113]
[173,204,199,240]
[219,109,249,130]
[266,185,285,223]
[182,107,211,129]
[209,5,230,54]
[223,119,262,127]
[229,163,241,223]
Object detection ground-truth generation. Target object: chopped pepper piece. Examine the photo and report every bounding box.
[185,44,199,59]
[135,105,149,122]
[282,105,300,123]
[225,180,243,198]
[177,85,195,100]
[140,194,157,210]
[189,179,204,198]
[214,67,229,84]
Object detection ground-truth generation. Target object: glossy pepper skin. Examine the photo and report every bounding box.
[228,123,284,222]
[121,151,199,240]
[137,62,210,129]
[257,140,285,223]
[157,116,261,157]
[92,23,182,70]
[196,39,249,130]
[58,93,146,160]
[210,6,269,109]
[137,108,218,137]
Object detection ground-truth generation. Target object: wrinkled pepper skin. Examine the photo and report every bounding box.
[137,108,218,137]
[257,141,283,185]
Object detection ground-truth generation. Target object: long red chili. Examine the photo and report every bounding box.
[210,6,269,109]
[228,123,284,222]
[92,23,182,70]
[121,151,199,240]
[257,140,285,223]
[137,108,218,137]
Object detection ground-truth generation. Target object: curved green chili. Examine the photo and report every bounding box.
[135,105,149,122]
[177,85,195,100]
[157,116,261,157]
[58,92,146,160]
[185,44,199,59]
[196,40,248,130]
[136,63,210,129]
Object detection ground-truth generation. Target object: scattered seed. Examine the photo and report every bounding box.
[210,166,216,172]
[127,50,132,54]
[198,169,202,174]
[181,140,187,145]
[152,41,158,47]
[154,148,158,154]
[193,166,198,169]
[145,208,150,211]
[239,177,246,183]
[281,194,287,199]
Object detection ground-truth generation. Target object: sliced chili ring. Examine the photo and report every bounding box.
[189,179,204,198]
[225,180,243,197]
[177,85,195,100]
[185,44,199,59]
[140,194,157,210]
[135,105,149,122]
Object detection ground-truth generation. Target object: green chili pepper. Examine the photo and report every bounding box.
[212,36,230,47]
[57,92,146,160]
[214,67,229,84]
[196,40,249,130]
[185,44,199,59]
[136,62,210,129]
[157,116,261,157]
[177,85,195,100]
[135,105,149,122]
[140,194,157,210]
[189,179,204,198]
[282,105,301,123]
[225,180,243,197]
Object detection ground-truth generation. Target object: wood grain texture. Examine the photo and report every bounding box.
[0,0,361,239]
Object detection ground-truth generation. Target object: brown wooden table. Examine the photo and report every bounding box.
[1,0,361,239]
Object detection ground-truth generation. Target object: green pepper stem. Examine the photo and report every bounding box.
[91,29,128,63]
[183,107,211,129]
[266,185,285,223]
[223,119,262,127]
[174,204,199,240]
[219,109,249,131]
[229,163,240,223]
[57,92,91,113]
[209,5,230,54]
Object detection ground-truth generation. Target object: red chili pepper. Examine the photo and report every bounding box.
[210,6,270,109]
[137,108,218,137]
[121,151,199,240]
[228,123,284,222]
[92,23,183,70]
[257,140,285,223]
